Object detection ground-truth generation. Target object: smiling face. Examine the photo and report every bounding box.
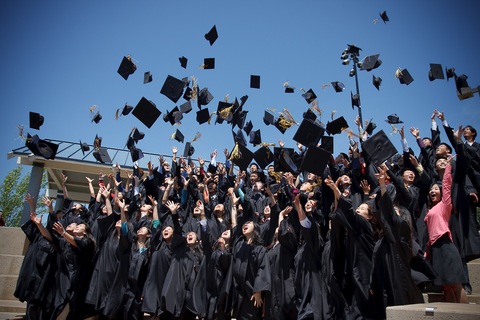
[402,169,415,184]
[429,184,441,204]
[242,221,254,236]
[137,226,150,240]
[186,231,198,245]
[73,223,87,237]
[162,226,174,241]
[355,203,371,220]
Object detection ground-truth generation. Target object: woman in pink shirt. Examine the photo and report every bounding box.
[424,154,466,303]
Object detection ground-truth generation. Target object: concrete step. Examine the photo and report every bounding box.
[468,258,480,294]
[0,276,18,301]
[387,302,480,319]
[425,292,480,304]
[0,255,23,276]
[0,228,27,256]
[0,300,25,314]
[0,313,25,320]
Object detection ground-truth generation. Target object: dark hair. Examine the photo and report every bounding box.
[465,125,477,139]
[428,182,443,208]
[243,220,263,245]
[438,142,452,154]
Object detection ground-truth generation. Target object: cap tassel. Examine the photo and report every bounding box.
[395,67,403,79]
[115,108,120,120]
[89,105,97,113]
[207,112,215,125]
[310,102,322,117]
[269,171,282,183]
[228,143,242,161]
[280,108,298,126]
[390,124,399,135]
[192,132,202,142]
[17,125,26,140]
[218,105,234,119]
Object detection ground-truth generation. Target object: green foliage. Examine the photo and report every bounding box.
[0,166,48,227]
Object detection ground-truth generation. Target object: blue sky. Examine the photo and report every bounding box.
[1,0,479,182]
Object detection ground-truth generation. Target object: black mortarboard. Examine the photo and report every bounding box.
[274,147,299,173]
[232,110,248,129]
[179,100,192,114]
[132,97,161,128]
[331,82,345,93]
[455,74,474,100]
[183,87,192,101]
[160,75,185,103]
[284,85,295,93]
[117,55,137,80]
[326,116,348,135]
[244,120,253,135]
[132,128,145,143]
[293,118,324,147]
[361,130,398,166]
[233,129,247,147]
[274,115,289,134]
[360,54,382,71]
[183,142,195,157]
[446,67,456,81]
[203,58,215,70]
[122,104,134,116]
[351,92,360,109]
[230,143,254,171]
[263,110,276,126]
[300,145,331,176]
[172,129,184,143]
[205,25,218,46]
[321,136,334,154]
[164,106,182,125]
[365,120,377,135]
[126,136,135,150]
[179,56,188,69]
[79,140,90,156]
[372,75,382,90]
[385,114,403,124]
[91,111,102,124]
[303,108,317,121]
[397,68,414,85]
[93,147,111,164]
[197,87,214,108]
[253,146,274,170]
[25,134,59,160]
[216,101,234,124]
[130,146,144,162]
[249,129,261,146]
[29,112,44,130]
[143,71,153,84]
[302,89,317,104]
[379,11,389,23]
[250,75,260,89]
[196,108,211,124]
[428,63,445,81]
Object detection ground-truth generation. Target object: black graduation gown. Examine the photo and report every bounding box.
[14,219,57,320]
[206,248,234,320]
[329,197,375,320]
[232,237,272,320]
[369,193,424,320]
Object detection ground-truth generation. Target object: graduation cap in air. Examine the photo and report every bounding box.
[196,108,211,125]
[183,142,195,157]
[446,67,456,81]
[143,71,153,84]
[428,63,445,81]
[132,128,145,143]
[365,119,377,135]
[130,146,144,162]
[132,97,161,128]
[273,147,299,173]
[372,75,382,90]
[79,140,90,156]
[250,75,260,89]
[396,68,414,85]
[326,116,348,135]
[232,109,248,130]
[171,128,184,143]
[360,54,382,71]
[116,104,134,119]
[361,130,398,166]
[197,87,214,108]
[216,101,234,124]
[179,56,188,69]
[244,120,253,135]
[229,142,254,171]
[284,83,295,93]
[179,101,192,114]
[331,82,345,93]
[160,75,185,103]
[379,11,389,23]
[253,145,274,170]
[263,110,276,126]
[321,136,334,154]
[351,92,360,109]
[25,134,59,160]
[91,111,102,124]
[249,129,262,146]
[303,108,317,121]
[183,87,193,101]
[293,118,324,147]
[233,129,247,147]
[163,106,182,125]
[455,74,475,100]
[29,112,44,130]
[385,114,403,124]
[205,25,218,46]
[302,89,317,104]
[300,145,331,176]
[93,147,111,164]
[202,58,215,70]
[117,55,137,80]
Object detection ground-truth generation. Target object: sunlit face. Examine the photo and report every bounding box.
[355,203,371,220]
[263,205,271,217]
[267,166,274,174]
[115,220,122,229]
[305,200,316,213]
[307,173,317,181]
[140,203,152,214]
[463,127,474,140]
[250,173,259,184]
[340,175,351,185]
[66,223,77,232]
[214,204,224,216]
[422,138,432,147]
[403,170,415,184]
[253,181,263,192]
[242,221,254,236]
[137,226,150,238]
[435,158,447,172]
[162,226,174,240]
[186,232,198,245]
[250,164,258,173]
[163,163,171,171]
[221,229,231,241]
[73,223,87,237]
[435,144,449,156]
[429,184,441,203]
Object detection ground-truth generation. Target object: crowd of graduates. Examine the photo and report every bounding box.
[13,110,480,320]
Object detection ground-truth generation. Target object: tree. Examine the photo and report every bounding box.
[0,166,48,227]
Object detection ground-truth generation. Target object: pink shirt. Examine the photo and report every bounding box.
[424,165,452,249]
